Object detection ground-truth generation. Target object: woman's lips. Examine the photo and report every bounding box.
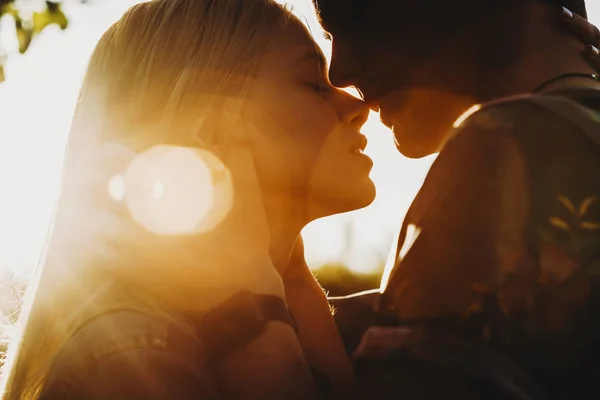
[348,135,373,168]
[349,134,368,155]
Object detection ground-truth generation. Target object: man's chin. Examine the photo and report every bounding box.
[393,131,440,159]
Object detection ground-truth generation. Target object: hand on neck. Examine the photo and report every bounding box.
[485,3,600,98]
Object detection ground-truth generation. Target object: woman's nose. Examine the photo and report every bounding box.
[341,93,369,128]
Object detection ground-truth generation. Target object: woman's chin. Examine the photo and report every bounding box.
[310,180,376,219]
[351,180,377,210]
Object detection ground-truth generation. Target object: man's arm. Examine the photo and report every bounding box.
[328,290,380,354]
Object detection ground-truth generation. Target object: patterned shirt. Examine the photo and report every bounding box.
[372,88,600,398]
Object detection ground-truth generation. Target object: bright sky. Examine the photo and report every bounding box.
[0,0,598,277]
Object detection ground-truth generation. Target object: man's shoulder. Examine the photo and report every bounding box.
[453,91,600,141]
[431,91,600,178]
[402,92,597,233]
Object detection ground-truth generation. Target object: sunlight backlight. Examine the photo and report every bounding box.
[0,0,441,277]
[453,104,482,129]
[379,227,400,292]
[379,223,421,292]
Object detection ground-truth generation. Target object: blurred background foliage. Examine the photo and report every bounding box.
[0,0,70,81]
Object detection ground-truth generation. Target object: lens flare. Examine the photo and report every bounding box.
[152,181,165,200]
[107,175,126,202]
[114,145,233,236]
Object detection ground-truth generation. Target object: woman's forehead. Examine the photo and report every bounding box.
[252,18,323,82]
[263,18,317,57]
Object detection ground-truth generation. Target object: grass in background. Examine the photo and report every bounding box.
[314,263,383,297]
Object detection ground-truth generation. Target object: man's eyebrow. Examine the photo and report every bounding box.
[322,31,332,41]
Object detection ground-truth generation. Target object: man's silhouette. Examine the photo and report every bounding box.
[314,0,600,398]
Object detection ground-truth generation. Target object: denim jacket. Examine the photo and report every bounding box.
[349,89,600,400]
[37,281,328,399]
[39,307,219,399]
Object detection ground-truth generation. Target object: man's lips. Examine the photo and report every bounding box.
[379,110,394,129]
[363,86,407,126]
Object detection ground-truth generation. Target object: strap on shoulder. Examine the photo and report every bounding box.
[198,290,296,362]
[528,93,600,148]
[463,92,600,149]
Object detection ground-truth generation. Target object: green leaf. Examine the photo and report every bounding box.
[549,217,572,233]
[581,221,600,231]
[558,195,577,216]
[579,196,599,217]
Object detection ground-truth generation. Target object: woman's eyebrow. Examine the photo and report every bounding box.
[294,49,327,70]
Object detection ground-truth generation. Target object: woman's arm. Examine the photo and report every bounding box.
[283,237,354,398]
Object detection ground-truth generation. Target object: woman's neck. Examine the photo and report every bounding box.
[262,192,307,273]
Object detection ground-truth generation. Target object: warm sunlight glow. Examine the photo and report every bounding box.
[379,224,421,292]
[4,0,597,279]
[453,104,482,129]
[399,224,421,261]
[0,0,442,278]
[122,146,232,236]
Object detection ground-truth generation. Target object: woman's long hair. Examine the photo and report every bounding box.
[1,1,291,398]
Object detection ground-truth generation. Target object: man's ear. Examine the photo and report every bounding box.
[555,6,600,72]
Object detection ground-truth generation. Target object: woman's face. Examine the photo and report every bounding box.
[243,17,375,220]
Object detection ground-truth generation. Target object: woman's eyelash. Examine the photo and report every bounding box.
[307,82,330,93]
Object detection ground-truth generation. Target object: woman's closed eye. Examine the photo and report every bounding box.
[294,48,332,95]
[304,68,332,94]
[306,80,331,94]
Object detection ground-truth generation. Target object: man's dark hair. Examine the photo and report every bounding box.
[312,0,588,64]
[313,0,587,24]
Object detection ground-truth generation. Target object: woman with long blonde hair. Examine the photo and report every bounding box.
[0,0,376,398]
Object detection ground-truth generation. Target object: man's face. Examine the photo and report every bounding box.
[314,0,484,158]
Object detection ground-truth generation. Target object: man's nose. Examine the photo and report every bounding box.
[328,43,361,88]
